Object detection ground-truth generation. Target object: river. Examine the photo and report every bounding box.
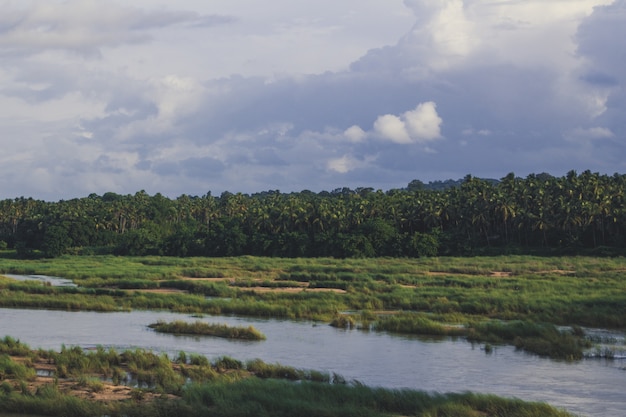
[1,308,625,416]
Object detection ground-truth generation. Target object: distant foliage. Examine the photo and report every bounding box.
[1,170,626,258]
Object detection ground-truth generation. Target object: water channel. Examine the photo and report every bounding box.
[1,276,625,416]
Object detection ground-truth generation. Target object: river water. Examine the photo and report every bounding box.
[1,275,625,416]
[1,308,625,416]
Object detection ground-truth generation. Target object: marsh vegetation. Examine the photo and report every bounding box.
[1,254,624,360]
[1,254,625,415]
[148,320,266,340]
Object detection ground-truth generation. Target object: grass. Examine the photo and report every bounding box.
[374,313,467,337]
[182,377,573,417]
[467,320,592,360]
[148,320,266,340]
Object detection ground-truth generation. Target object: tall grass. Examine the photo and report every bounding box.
[0,336,33,357]
[0,354,36,380]
[467,320,592,360]
[148,320,266,340]
[374,313,467,337]
[182,378,574,417]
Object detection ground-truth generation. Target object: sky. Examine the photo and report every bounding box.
[0,0,624,200]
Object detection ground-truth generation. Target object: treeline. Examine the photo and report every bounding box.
[1,170,625,258]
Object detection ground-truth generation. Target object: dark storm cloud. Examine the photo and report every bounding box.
[576,0,626,142]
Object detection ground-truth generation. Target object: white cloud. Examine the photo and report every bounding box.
[374,114,411,144]
[344,125,366,142]
[327,155,357,173]
[403,101,442,141]
[373,102,442,144]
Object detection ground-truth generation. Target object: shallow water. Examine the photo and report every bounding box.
[2,274,77,287]
[1,307,625,417]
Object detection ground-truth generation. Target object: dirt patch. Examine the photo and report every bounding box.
[536,269,576,275]
[239,286,346,294]
[129,288,188,294]
[178,277,233,282]
[490,271,512,277]
[25,376,171,402]
[6,358,171,403]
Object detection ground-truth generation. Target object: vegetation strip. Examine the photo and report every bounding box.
[2,171,626,259]
[0,336,574,417]
[148,320,266,340]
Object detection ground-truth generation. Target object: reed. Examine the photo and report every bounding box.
[0,336,33,357]
[330,314,357,329]
[213,357,243,372]
[467,320,592,360]
[182,378,574,417]
[0,354,36,380]
[148,320,266,340]
[374,313,467,337]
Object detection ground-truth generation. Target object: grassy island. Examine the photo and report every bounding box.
[148,320,266,340]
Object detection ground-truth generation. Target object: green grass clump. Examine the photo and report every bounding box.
[148,320,266,340]
[0,354,36,380]
[468,320,592,360]
[374,313,467,337]
[0,336,33,357]
[330,314,357,329]
[182,378,574,417]
[212,356,244,371]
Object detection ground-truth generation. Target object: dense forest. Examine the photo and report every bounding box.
[1,170,625,258]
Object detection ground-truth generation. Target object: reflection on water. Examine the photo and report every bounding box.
[584,328,626,359]
[0,308,625,416]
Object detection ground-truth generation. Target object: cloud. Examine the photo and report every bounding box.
[343,125,366,142]
[327,155,358,174]
[374,114,411,144]
[403,102,443,141]
[0,0,234,57]
[373,102,442,144]
[564,127,615,144]
[1,0,626,200]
